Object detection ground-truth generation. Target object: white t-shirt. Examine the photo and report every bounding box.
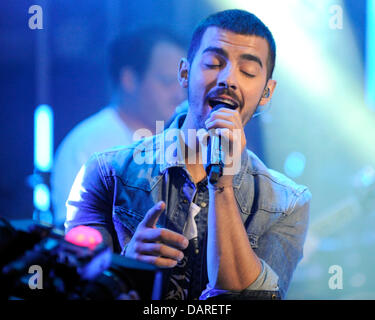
[51,106,134,227]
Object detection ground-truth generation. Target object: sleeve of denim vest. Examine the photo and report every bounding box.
[64,152,117,251]
[253,187,311,299]
[199,258,278,300]
[200,188,311,300]
[244,258,279,290]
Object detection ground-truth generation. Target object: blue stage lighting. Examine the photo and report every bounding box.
[284,152,306,178]
[367,0,375,110]
[34,104,53,172]
[33,183,50,212]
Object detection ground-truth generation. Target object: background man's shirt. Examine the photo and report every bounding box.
[51,106,134,227]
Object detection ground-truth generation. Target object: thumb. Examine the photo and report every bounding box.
[142,201,166,228]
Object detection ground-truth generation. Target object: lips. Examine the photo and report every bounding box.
[208,96,239,110]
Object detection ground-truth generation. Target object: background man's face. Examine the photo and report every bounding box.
[186,27,272,129]
[138,41,186,121]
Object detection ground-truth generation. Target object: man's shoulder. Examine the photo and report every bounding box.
[94,134,159,175]
[55,106,135,163]
[56,107,112,154]
[245,150,311,212]
[90,134,165,192]
[63,107,120,141]
[94,143,138,166]
[96,133,158,160]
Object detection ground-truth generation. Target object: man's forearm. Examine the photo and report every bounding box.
[207,184,262,291]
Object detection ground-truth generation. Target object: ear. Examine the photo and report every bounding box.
[259,79,277,106]
[178,58,189,89]
[119,67,138,94]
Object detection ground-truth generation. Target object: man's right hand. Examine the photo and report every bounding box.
[124,201,189,268]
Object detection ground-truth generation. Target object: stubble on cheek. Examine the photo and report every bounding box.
[187,91,207,130]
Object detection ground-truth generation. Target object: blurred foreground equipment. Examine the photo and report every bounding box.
[0,218,162,300]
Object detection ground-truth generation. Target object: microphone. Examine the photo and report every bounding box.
[205,104,228,185]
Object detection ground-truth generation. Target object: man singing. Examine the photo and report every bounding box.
[65,9,311,300]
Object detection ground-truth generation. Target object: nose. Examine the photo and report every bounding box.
[217,65,237,91]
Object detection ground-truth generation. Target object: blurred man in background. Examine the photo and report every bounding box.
[51,26,186,227]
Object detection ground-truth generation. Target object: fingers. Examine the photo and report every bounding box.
[205,107,246,145]
[205,119,245,145]
[142,201,166,228]
[128,201,189,268]
[205,114,246,162]
[131,229,188,268]
[205,108,243,130]
[134,242,184,262]
[131,232,187,269]
[205,119,235,130]
[140,202,188,249]
[137,227,189,251]
[134,254,180,268]
[208,107,241,120]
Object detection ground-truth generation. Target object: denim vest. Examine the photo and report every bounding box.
[66,114,311,300]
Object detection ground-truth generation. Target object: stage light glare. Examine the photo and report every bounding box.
[33,183,50,212]
[366,0,375,110]
[34,104,53,172]
[284,152,306,178]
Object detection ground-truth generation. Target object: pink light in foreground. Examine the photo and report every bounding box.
[65,225,103,250]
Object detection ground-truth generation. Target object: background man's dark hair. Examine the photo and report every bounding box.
[109,26,186,88]
[187,9,276,80]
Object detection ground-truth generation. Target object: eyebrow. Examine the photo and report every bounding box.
[202,46,263,68]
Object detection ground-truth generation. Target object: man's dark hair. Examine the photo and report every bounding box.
[187,9,276,79]
[109,26,185,87]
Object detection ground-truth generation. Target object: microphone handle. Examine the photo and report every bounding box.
[206,104,230,184]
[207,134,224,185]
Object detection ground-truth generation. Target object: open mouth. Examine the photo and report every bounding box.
[208,97,239,110]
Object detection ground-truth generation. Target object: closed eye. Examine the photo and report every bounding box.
[241,70,255,78]
[205,63,222,68]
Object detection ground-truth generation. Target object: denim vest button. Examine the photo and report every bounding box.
[200,202,207,208]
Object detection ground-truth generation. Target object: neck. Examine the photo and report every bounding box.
[113,92,154,133]
[180,113,207,184]
[115,106,152,132]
